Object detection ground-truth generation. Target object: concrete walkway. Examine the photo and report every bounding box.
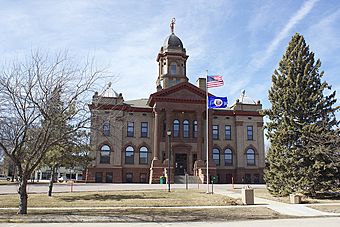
[213,186,339,217]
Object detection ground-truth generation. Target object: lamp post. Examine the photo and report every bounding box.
[167,130,172,192]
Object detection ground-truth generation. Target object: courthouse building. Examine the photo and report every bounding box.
[87,21,265,184]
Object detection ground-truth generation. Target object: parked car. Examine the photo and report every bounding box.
[58,176,67,182]
[0,175,10,181]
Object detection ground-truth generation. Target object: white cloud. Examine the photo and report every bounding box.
[248,0,319,71]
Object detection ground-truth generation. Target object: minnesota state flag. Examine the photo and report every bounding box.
[208,96,228,109]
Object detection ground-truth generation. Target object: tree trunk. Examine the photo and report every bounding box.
[17,176,28,214]
[48,167,56,197]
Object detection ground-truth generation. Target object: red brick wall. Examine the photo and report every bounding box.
[216,168,264,184]
[122,167,150,183]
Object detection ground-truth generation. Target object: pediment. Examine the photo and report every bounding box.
[148,82,207,107]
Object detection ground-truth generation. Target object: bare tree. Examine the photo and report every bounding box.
[0,51,104,214]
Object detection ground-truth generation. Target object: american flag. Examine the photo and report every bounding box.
[207,75,224,88]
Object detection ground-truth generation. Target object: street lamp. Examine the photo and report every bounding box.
[167,130,172,192]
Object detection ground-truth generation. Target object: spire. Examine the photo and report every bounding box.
[170,18,176,34]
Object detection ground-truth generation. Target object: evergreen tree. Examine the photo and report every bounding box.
[41,87,92,196]
[264,33,339,197]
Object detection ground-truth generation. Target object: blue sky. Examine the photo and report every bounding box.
[0,0,339,114]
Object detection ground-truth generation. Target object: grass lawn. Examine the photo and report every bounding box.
[0,189,292,223]
[249,188,340,204]
[0,180,53,185]
[0,207,288,223]
[0,189,241,208]
[0,180,16,186]
[307,205,340,213]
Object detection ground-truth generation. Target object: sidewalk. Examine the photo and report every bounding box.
[213,187,339,217]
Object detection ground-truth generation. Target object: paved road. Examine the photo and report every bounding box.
[0,183,265,194]
[0,217,340,227]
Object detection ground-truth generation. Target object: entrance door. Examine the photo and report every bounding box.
[175,154,187,175]
[226,174,233,184]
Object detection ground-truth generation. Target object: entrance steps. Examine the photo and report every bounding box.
[174,175,200,184]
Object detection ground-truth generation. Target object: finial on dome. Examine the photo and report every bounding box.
[170,18,176,33]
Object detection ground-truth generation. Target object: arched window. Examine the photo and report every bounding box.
[125,146,134,164]
[183,120,189,138]
[100,145,110,164]
[173,120,180,138]
[212,148,220,166]
[139,146,148,164]
[224,148,233,166]
[246,148,255,166]
[193,120,198,138]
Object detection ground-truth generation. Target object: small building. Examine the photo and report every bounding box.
[87,21,265,184]
[34,167,83,182]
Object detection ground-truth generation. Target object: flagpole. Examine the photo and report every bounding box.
[206,70,209,193]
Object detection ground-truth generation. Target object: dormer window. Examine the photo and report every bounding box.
[170,63,177,75]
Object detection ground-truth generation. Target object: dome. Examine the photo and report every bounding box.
[163,33,184,50]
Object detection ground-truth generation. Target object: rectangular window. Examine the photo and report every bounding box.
[103,121,110,136]
[95,172,103,183]
[105,172,113,183]
[126,173,133,183]
[212,125,219,140]
[225,125,231,140]
[247,126,253,140]
[140,173,147,183]
[127,122,134,137]
[141,122,148,138]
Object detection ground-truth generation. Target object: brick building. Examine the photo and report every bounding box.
[87,22,265,184]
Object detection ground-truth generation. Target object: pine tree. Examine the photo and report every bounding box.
[264,33,339,197]
[42,87,92,196]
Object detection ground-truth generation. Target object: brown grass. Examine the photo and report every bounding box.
[0,207,288,223]
[307,205,340,213]
[0,189,241,208]
[251,188,340,204]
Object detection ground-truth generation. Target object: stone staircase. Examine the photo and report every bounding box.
[174,175,200,184]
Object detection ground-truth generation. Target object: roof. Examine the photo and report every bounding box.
[235,90,257,105]
[124,99,150,108]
